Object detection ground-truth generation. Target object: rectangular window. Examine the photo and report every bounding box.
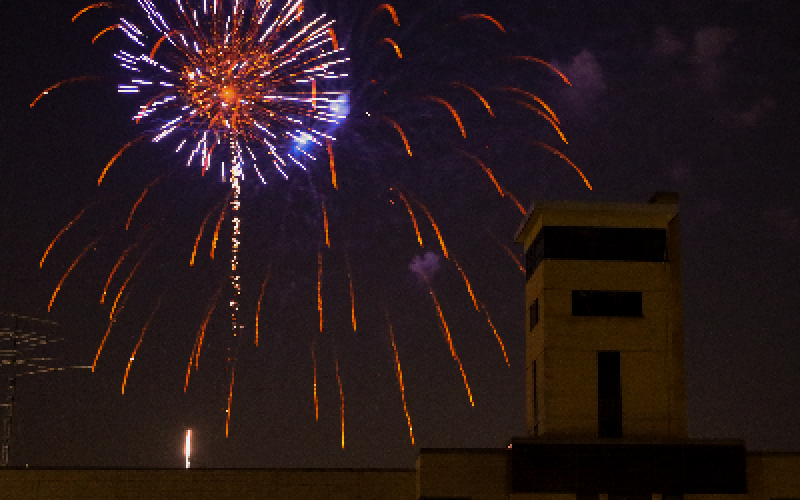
[572,291,643,317]
[530,298,539,330]
[598,351,622,438]
[526,226,667,278]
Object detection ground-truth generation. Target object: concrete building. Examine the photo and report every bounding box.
[1,193,798,499]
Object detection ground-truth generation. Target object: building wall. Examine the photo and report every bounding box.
[0,468,416,500]
[416,449,509,500]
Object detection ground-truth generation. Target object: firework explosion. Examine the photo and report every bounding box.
[33,0,589,450]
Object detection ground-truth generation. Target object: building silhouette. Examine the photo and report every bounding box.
[1,192,798,499]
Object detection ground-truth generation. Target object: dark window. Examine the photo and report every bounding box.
[572,291,643,317]
[526,226,668,278]
[598,351,622,438]
[530,298,539,330]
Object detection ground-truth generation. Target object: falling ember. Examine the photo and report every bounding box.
[415,200,449,260]
[255,266,271,347]
[380,116,412,156]
[345,254,356,332]
[109,247,152,320]
[379,37,403,59]
[393,189,423,246]
[454,148,504,197]
[185,283,223,393]
[210,191,233,260]
[190,202,221,267]
[184,429,192,469]
[121,296,162,395]
[317,249,324,333]
[48,239,99,312]
[457,13,506,32]
[532,140,592,190]
[374,4,400,26]
[452,258,479,311]
[312,340,319,421]
[322,201,330,247]
[513,100,568,144]
[125,177,161,230]
[326,139,337,189]
[427,284,474,406]
[334,342,345,449]
[479,302,509,366]
[92,24,121,44]
[510,56,573,86]
[450,82,494,117]
[421,96,466,138]
[98,136,145,186]
[225,366,235,437]
[40,202,95,268]
[387,312,415,445]
[30,76,100,108]
[92,290,131,372]
[498,86,560,123]
[504,189,527,215]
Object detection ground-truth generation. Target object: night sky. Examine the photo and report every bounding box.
[2,0,799,468]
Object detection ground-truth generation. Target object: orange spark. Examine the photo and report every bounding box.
[326,138,337,189]
[149,30,182,60]
[210,190,233,259]
[190,202,221,266]
[311,78,317,110]
[92,290,131,372]
[458,13,506,32]
[345,253,356,332]
[532,140,592,190]
[427,285,474,406]
[386,312,414,445]
[498,86,560,123]
[486,228,525,274]
[48,239,98,313]
[510,56,572,86]
[422,96,466,138]
[322,201,330,247]
[380,116,412,156]
[100,241,139,304]
[185,284,223,392]
[452,258,478,310]
[379,37,403,58]
[451,82,494,117]
[454,148,504,196]
[333,342,345,449]
[98,136,145,185]
[72,2,115,22]
[109,246,152,320]
[329,28,339,50]
[504,189,527,215]
[31,76,100,108]
[317,248,324,333]
[92,24,120,44]
[513,100,568,144]
[392,189,423,246]
[255,265,271,347]
[126,177,162,230]
[40,202,95,268]
[375,4,400,26]
[480,302,509,366]
[416,200,449,260]
[225,366,235,437]
[312,340,319,421]
[121,296,162,394]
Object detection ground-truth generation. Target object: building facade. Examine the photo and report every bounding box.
[1,193,798,499]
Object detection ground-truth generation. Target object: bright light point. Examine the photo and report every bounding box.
[330,94,350,118]
[365,111,371,116]
[184,429,192,469]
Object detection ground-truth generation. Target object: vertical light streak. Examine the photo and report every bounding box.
[185,282,223,392]
[210,190,233,259]
[48,239,99,312]
[326,138,337,189]
[184,429,192,469]
[312,340,319,421]
[386,311,414,445]
[225,366,235,437]
[121,296,162,394]
[100,241,139,304]
[333,340,345,449]
[190,202,220,266]
[255,265,270,347]
[322,201,330,247]
[317,248,323,333]
[486,228,525,274]
[345,253,356,332]
[109,246,153,320]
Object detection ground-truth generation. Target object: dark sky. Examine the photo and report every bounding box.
[2,0,799,468]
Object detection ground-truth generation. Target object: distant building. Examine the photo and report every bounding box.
[1,192,798,499]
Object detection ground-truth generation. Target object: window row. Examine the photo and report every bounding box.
[529,291,644,330]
